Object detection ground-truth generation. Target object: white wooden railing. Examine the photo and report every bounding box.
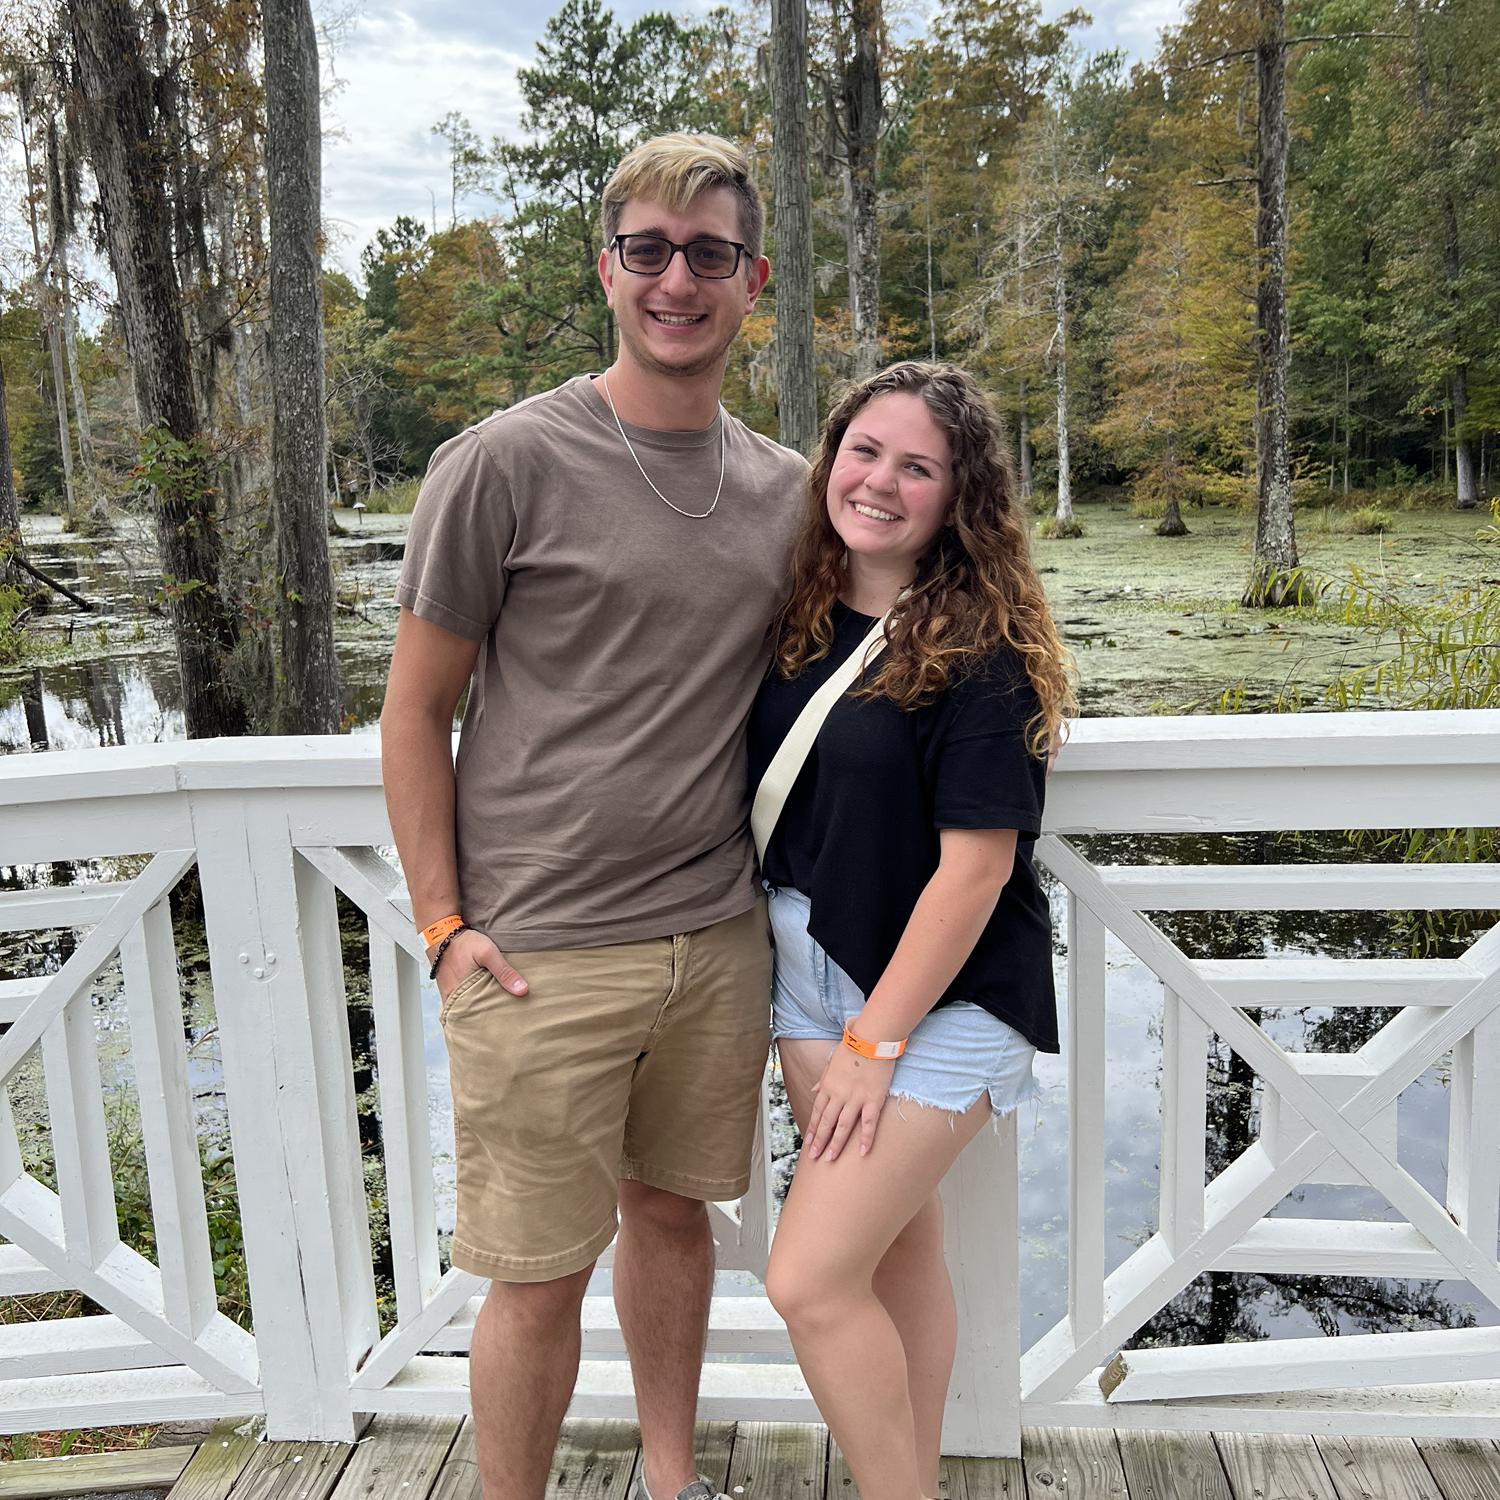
[1,712,1498,1455]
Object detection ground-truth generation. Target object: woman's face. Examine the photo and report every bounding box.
[826,391,956,572]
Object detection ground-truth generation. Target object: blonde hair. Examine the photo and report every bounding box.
[601,133,764,260]
[774,362,1077,759]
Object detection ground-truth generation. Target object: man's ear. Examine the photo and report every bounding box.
[744,254,772,312]
[597,245,615,307]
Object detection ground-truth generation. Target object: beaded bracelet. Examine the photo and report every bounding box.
[428,924,472,981]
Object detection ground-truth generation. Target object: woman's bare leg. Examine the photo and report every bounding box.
[770,1040,988,1500]
[872,1191,954,1495]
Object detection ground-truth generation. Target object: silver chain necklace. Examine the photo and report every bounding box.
[599,372,726,520]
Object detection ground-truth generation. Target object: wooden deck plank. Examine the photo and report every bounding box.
[1215,1432,1339,1500]
[1117,1428,1234,1500]
[329,1415,462,1500]
[423,1417,740,1500]
[544,1420,643,1500]
[426,1421,480,1500]
[0,1444,195,1499]
[228,1436,361,1500]
[1023,1425,1127,1497]
[692,1421,737,1494]
[167,1419,260,1500]
[826,1441,974,1499]
[1414,1438,1500,1500]
[953,1455,1026,1499]
[723,1422,825,1500]
[1315,1435,1443,1500]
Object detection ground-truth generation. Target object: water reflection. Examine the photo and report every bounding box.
[0,658,185,751]
[0,518,403,752]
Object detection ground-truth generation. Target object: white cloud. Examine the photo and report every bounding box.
[320,7,531,274]
[1040,0,1177,65]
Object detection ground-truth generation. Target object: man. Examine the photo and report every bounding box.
[380,134,809,1500]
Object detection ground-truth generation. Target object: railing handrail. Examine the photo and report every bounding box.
[3,708,1498,808]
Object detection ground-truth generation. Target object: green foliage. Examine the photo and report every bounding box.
[352,479,420,514]
[1478,497,1500,543]
[0,581,26,666]
[1348,506,1394,534]
[1293,562,1500,946]
[132,428,217,511]
[1328,569,1500,713]
[1037,515,1085,539]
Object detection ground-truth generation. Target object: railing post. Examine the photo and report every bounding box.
[943,1112,1021,1457]
[193,791,378,1440]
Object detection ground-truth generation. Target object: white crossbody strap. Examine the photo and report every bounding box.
[751,612,893,865]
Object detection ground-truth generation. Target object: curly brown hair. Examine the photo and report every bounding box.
[773,361,1076,756]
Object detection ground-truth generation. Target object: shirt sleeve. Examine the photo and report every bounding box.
[930,651,1047,838]
[395,429,515,641]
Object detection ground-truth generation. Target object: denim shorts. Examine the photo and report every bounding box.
[767,884,1039,1117]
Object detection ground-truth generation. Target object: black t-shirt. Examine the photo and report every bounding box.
[747,601,1058,1053]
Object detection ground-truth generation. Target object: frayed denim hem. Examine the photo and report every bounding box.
[886,1072,1042,1130]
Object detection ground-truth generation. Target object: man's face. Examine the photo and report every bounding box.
[598,186,770,380]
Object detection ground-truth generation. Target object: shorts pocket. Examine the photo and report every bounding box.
[439,965,493,1024]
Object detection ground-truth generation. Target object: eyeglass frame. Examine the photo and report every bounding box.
[608,233,752,280]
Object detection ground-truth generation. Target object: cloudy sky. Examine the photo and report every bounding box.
[319,0,1183,280]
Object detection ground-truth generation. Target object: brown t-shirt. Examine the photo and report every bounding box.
[396,374,808,949]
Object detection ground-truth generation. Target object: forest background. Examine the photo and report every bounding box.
[0,0,1497,737]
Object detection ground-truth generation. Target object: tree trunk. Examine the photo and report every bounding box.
[0,337,22,592]
[1451,366,1478,510]
[842,0,882,380]
[1018,385,1034,500]
[769,0,819,456]
[265,0,342,734]
[42,289,76,518]
[1052,213,1073,527]
[1405,0,1474,511]
[16,99,77,519]
[1158,437,1189,535]
[924,164,937,362]
[1343,357,1350,497]
[69,0,248,738]
[46,116,97,494]
[1243,0,1307,607]
[23,668,50,751]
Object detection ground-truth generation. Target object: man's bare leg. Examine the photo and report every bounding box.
[470,1264,593,1500]
[614,1180,715,1498]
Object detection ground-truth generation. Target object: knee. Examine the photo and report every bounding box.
[619,1180,709,1239]
[481,1265,590,1337]
[765,1247,846,1334]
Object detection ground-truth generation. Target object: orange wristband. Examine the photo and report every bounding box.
[420,914,465,950]
[842,1021,906,1061]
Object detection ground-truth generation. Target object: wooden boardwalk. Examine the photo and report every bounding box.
[6,1415,1500,1500]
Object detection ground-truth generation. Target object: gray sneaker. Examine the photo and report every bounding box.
[632,1478,729,1500]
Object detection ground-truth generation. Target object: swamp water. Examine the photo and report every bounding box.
[2,501,1495,1350]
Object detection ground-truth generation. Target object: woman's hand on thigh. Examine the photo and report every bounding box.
[806,1044,896,1162]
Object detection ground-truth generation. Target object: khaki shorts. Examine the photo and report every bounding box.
[439,900,771,1282]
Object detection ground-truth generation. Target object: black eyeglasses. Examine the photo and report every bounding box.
[610,233,749,279]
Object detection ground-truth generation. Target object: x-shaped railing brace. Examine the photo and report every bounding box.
[1024,835,1500,1403]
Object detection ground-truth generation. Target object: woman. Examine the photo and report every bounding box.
[748,362,1074,1500]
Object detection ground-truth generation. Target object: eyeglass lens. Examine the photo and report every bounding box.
[618,236,740,278]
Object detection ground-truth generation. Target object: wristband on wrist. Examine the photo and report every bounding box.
[841,1021,906,1061]
[428,925,472,982]
[420,914,465,950]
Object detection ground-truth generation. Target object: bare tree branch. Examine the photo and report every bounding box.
[13,553,96,611]
[1177,30,1409,70]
